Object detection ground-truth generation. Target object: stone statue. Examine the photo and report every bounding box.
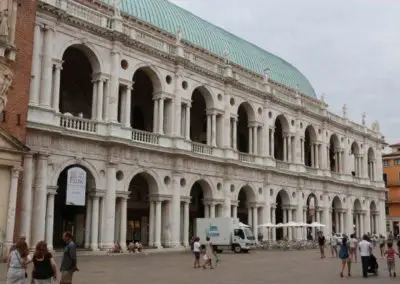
[342,104,347,118]
[113,0,121,17]
[371,120,380,132]
[320,94,325,105]
[263,68,270,83]
[0,67,13,113]
[362,112,366,126]
[0,10,9,38]
[222,48,229,64]
[176,27,182,44]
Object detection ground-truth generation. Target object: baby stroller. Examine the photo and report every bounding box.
[367,253,378,276]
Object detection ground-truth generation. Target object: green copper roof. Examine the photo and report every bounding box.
[103,0,317,98]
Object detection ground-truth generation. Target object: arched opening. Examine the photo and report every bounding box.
[329,134,340,172]
[331,196,342,234]
[304,125,317,167]
[53,165,95,248]
[367,147,375,180]
[306,194,318,239]
[237,103,250,153]
[274,115,289,161]
[350,142,360,177]
[275,190,290,240]
[353,199,362,237]
[59,46,97,118]
[370,201,377,234]
[237,186,256,225]
[130,68,159,132]
[190,88,208,144]
[189,180,211,238]
[127,172,160,247]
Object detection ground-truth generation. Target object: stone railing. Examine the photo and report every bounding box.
[191,142,213,155]
[131,129,160,145]
[60,115,97,133]
[238,153,255,163]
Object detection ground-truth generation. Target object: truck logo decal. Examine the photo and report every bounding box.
[205,223,220,237]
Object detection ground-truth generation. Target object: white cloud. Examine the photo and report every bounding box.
[170,0,400,143]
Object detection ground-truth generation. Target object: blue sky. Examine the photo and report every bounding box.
[170,0,400,144]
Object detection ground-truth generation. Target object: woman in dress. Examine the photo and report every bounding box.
[31,241,58,284]
[349,234,358,262]
[7,238,29,284]
[338,237,351,278]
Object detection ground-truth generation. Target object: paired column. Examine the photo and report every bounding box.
[29,23,43,106]
[51,61,63,112]
[183,201,190,247]
[107,51,120,122]
[231,204,238,218]
[270,128,275,157]
[45,189,57,250]
[84,197,92,249]
[5,168,20,248]
[152,97,165,134]
[184,103,191,140]
[103,164,116,249]
[39,26,54,107]
[149,201,155,247]
[122,85,132,127]
[119,197,128,251]
[154,200,162,248]
[231,117,237,149]
[271,205,276,241]
[91,195,100,250]
[20,154,33,246]
[252,207,258,238]
[32,154,49,246]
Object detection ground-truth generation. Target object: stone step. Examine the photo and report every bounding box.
[53,247,189,257]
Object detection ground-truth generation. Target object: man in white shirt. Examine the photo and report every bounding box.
[358,234,373,278]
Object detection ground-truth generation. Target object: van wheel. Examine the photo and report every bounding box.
[233,245,242,253]
[243,249,249,253]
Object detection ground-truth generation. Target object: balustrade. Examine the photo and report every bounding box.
[60,115,97,133]
[131,129,160,145]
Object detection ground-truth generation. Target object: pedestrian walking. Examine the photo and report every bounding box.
[349,234,358,262]
[384,242,399,277]
[6,238,29,284]
[318,231,325,258]
[330,234,338,258]
[202,237,217,269]
[192,237,201,268]
[358,234,373,278]
[379,234,385,257]
[338,237,351,278]
[31,241,58,283]
[60,232,78,284]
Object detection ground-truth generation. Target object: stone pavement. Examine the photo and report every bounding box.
[0,249,396,284]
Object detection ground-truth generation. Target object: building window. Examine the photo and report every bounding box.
[383,160,389,167]
[0,111,6,122]
[395,159,400,165]
[383,173,388,187]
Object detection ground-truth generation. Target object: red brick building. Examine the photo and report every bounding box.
[0,0,36,252]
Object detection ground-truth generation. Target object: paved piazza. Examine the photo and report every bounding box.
[0,249,396,283]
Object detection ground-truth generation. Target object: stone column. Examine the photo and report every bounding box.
[45,189,56,250]
[154,200,162,248]
[264,203,271,240]
[84,197,92,249]
[232,117,237,149]
[183,201,189,247]
[339,212,344,233]
[253,207,258,238]
[248,126,253,154]
[301,138,305,163]
[169,178,181,247]
[206,114,212,145]
[52,62,62,112]
[248,207,252,226]
[204,204,209,218]
[91,80,98,120]
[360,213,365,236]
[96,79,105,121]
[355,213,360,236]
[103,164,116,249]
[282,208,287,238]
[158,98,164,134]
[20,154,33,246]
[39,26,53,107]
[32,154,48,246]
[288,136,292,162]
[271,128,275,157]
[119,197,127,250]
[5,168,20,248]
[211,113,217,147]
[29,23,42,106]
[253,126,258,154]
[210,203,216,218]
[283,136,287,161]
[149,201,155,247]
[107,51,120,122]
[185,104,191,140]
[123,86,131,127]
[271,205,276,241]
[315,144,320,168]
[91,196,100,250]
[287,208,292,241]
[232,205,237,218]
[296,197,303,240]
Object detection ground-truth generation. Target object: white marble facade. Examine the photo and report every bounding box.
[20,0,387,249]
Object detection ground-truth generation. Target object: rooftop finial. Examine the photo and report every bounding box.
[320,93,325,104]
[263,68,270,83]
[222,48,229,64]
[362,112,366,126]
[112,0,121,17]
[342,104,347,118]
[176,27,182,45]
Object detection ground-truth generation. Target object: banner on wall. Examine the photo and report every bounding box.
[66,167,87,206]
[308,196,315,217]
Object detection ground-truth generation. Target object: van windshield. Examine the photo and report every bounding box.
[243,228,255,240]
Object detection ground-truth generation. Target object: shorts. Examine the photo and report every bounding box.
[60,270,74,283]
[194,252,200,260]
[388,260,395,271]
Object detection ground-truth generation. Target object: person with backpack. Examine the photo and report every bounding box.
[31,241,58,283]
[339,236,351,278]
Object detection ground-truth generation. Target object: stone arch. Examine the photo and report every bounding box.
[332,196,343,209]
[350,141,361,176]
[236,102,256,153]
[350,141,360,156]
[236,101,256,122]
[367,147,375,161]
[275,189,291,240]
[353,198,362,211]
[304,125,318,167]
[187,177,214,199]
[132,64,163,93]
[50,158,101,188]
[57,40,102,73]
[190,85,215,109]
[236,184,257,203]
[274,114,290,161]
[275,189,291,205]
[370,200,377,212]
[125,168,164,194]
[331,196,343,234]
[328,134,341,172]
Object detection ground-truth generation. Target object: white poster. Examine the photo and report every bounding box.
[66,167,87,206]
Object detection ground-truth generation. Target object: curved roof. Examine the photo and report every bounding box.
[105,0,317,98]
